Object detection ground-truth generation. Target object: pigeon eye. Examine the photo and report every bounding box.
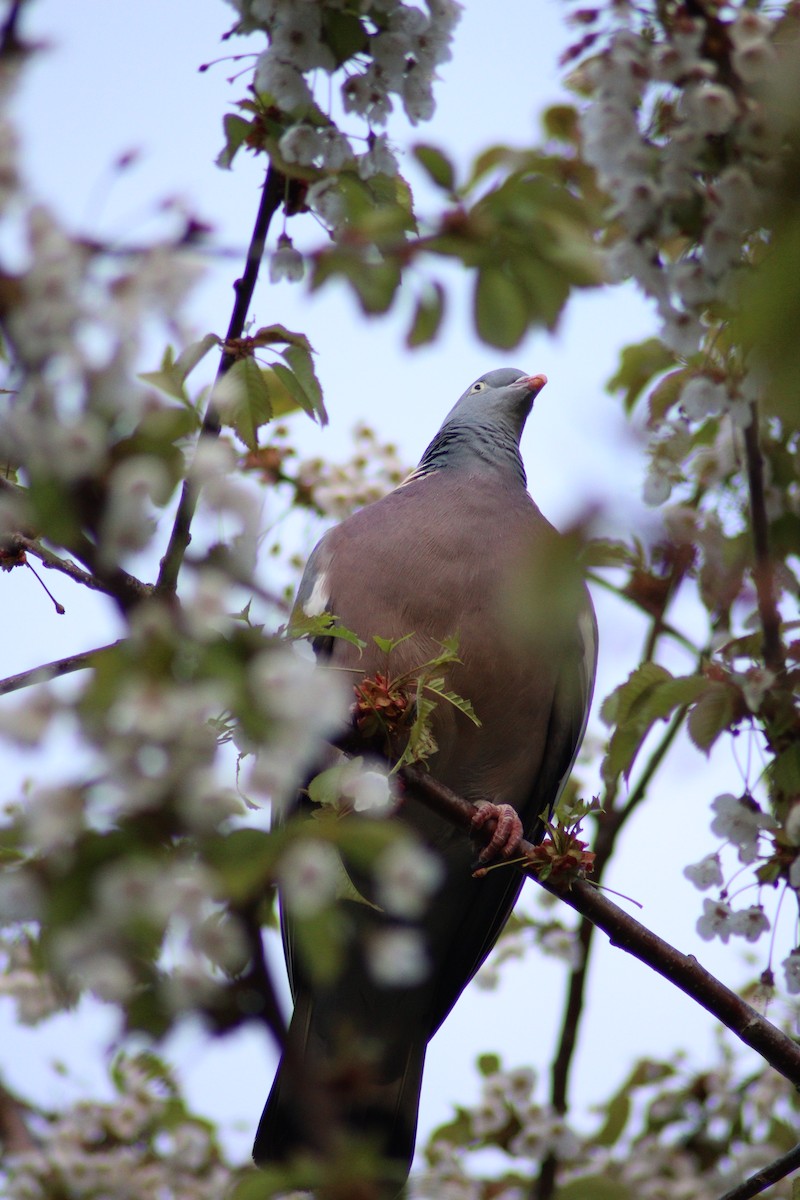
[471,381,485,393]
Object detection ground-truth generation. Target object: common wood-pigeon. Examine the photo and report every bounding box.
[254,368,597,1189]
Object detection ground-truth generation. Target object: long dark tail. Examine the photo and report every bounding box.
[253,991,427,1192]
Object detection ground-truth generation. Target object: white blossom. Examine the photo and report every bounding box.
[696,897,734,943]
[275,838,341,917]
[710,792,774,863]
[374,840,444,918]
[729,905,770,943]
[269,233,305,283]
[683,853,723,891]
[358,133,399,179]
[681,82,738,136]
[341,765,395,815]
[254,52,314,111]
[782,950,800,995]
[680,375,727,421]
[278,122,323,165]
[368,926,429,986]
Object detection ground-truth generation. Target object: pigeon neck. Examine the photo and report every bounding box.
[414,420,528,487]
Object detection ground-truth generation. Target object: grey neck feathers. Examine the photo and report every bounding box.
[414,420,528,487]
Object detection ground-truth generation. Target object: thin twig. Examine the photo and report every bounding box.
[0,642,120,696]
[156,164,286,598]
[743,404,784,674]
[716,1141,800,1200]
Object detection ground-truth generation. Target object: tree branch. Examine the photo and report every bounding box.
[716,1141,800,1200]
[400,764,800,1087]
[743,404,784,674]
[155,164,286,599]
[0,1078,36,1153]
[0,641,120,697]
[11,534,116,595]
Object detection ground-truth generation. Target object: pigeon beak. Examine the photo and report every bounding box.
[521,374,547,397]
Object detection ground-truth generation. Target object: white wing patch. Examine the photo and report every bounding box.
[302,569,331,617]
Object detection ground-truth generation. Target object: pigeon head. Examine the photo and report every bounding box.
[416,369,548,484]
[442,369,548,440]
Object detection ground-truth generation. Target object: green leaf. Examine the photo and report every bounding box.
[214,356,272,450]
[204,829,278,903]
[542,103,580,142]
[373,633,414,655]
[424,679,481,727]
[321,7,369,66]
[648,368,687,426]
[216,113,252,170]
[592,1092,631,1147]
[413,143,456,191]
[250,324,314,353]
[279,343,327,425]
[287,609,366,651]
[476,1052,502,1077]
[290,906,346,984]
[607,338,676,414]
[687,683,736,752]
[406,281,445,349]
[474,266,528,349]
[771,743,800,796]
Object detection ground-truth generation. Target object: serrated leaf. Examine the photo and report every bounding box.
[213,356,272,450]
[406,281,445,349]
[174,332,220,381]
[424,681,481,727]
[687,683,735,752]
[607,338,676,414]
[251,324,314,353]
[281,343,327,425]
[413,143,456,191]
[602,663,673,728]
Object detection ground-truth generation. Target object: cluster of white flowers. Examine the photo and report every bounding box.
[1,1055,234,1200]
[295,421,409,518]
[682,792,785,947]
[224,0,460,273]
[575,7,780,504]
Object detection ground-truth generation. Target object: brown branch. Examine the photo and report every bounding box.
[155,164,286,599]
[400,765,800,1087]
[11,534,114,595]
[0,1079,36,1153]
[716,1141,800,1200]
[0,641,120,696]
[743,404,784,675]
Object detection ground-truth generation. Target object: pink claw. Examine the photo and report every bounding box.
[471,801,524,864]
